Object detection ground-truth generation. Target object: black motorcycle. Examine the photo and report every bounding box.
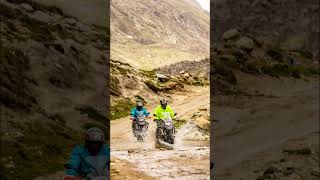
[155,113,177,144]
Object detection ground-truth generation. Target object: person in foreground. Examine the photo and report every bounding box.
[64,127,110,180]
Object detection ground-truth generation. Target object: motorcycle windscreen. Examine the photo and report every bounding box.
[84,155,109,177]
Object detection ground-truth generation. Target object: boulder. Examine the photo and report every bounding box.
[21,3,33,11]
[156,73,169,82]
[31,11,55,23]
[65,18,77,26]
[77,22,91,32]
[183,73,191,78]
[311,168,320,177]
[222,29,240,40]
[235,37,254,51]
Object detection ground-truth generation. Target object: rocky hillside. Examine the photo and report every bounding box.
[110,59,209,120]
[1,0,108,179]
[211,29,319,95]
[111,0,210,70]
[156,58,210,79]
[212,0,319,60]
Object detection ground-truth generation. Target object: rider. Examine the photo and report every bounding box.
[130,100,150,136]
[153,99,175,137]
[64,127,110,179]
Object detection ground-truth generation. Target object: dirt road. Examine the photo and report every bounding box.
[110,86,210,180]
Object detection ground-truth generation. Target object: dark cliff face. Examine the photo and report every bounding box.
[211,0,319,59]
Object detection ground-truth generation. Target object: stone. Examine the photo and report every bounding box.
[65,18,77,25]
[235,37,254,51]
[156,73,168,79]
[31,11,55,23]
[311,168,320,177]
[183,73,190,78]
[21,3,33,11]
[156,73,169,82]
[77,22,91,32]
[222,29,240,40]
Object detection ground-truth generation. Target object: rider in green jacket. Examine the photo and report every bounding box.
[153,99,175,138]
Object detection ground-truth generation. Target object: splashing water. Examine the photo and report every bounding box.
[112,120,210,179]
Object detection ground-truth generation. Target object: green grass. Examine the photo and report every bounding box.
[110,76,121,96]
[111,98,135,120]
[145,80,162,92]
[141,70,156,79]
[191,78,206,86]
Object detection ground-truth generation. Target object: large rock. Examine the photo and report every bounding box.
[195,116,210,131]
[235,37,254,51]
[21,3,33,11]
[31,11,55,23]
[156,73,169,82]
[222,29,240,40]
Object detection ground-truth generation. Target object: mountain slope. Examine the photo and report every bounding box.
[111,0,210,70]
[212,0,319,60]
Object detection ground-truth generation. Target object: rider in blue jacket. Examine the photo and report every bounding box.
[130,100,150,136]
[64,127,110,178]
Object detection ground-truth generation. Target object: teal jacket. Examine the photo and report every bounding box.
[65,144,110,177]
[130,107,150,118]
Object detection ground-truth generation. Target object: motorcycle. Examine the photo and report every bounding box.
[131,113,150,142]
[156,113,177,144]
[63,155,109,180]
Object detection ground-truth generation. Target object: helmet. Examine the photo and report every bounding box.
[160,99,167,108]
[85,127,105,142]
[136,100,143,107]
